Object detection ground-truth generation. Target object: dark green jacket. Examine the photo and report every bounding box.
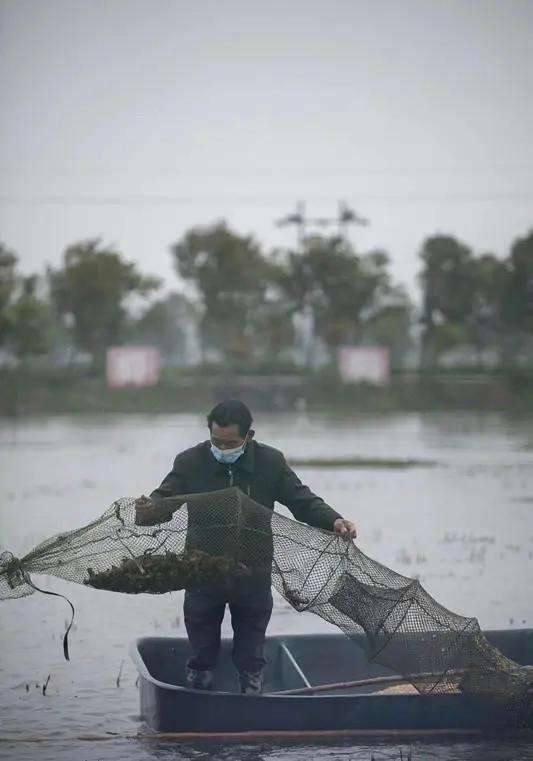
[151,440,342,531]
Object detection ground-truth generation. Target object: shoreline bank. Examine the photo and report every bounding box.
[1,369,532,417]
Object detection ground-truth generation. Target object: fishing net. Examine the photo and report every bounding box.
[1,486,531,722]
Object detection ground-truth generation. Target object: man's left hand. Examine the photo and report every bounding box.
[333,518,357,538]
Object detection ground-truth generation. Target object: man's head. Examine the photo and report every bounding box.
[207,399,254,450]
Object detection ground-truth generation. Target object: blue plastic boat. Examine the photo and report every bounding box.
[130,629,533,736]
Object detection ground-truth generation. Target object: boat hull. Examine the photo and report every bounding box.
[131,630,533,735]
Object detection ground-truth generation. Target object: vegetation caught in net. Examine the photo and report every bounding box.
[1,487,532,724]
[84,550,250,594]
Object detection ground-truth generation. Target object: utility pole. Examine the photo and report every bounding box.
[275,201,306,252]
[337,200,369,242]
[276,200,369,249]
[275,201,370,370]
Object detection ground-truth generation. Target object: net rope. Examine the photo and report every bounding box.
[1,487,531,722]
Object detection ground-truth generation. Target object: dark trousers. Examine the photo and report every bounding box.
[184,581,273,674]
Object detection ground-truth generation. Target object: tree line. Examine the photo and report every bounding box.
[0,223,532,372]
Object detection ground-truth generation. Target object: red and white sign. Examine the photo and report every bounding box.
[338,346,390,385]
[106,346,161,388]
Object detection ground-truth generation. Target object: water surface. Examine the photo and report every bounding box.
[1,412,532,759]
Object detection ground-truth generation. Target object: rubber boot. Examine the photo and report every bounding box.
[185,666,213,691]
[239,670,263,695]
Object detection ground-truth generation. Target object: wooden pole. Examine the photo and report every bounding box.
[272,670,463,696]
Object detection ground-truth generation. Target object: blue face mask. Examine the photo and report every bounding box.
[210,440,247,465]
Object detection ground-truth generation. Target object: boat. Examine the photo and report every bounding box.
[130,629,533,736]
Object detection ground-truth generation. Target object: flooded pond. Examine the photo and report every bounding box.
[1,411,532,760]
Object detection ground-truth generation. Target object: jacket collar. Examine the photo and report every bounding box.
[202,439,255,474]
[236,438,255,473]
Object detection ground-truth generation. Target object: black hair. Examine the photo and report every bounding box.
[207,399,253,437]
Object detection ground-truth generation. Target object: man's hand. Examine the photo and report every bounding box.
[134,494,187,526]
[333,518,357,538]
[134,495,153,508]
[134,494,158,526]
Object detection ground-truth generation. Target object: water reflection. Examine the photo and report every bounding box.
[2,737,533,761]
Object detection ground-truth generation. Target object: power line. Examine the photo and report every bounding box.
[0,192,532,206]
[1,164,533,177]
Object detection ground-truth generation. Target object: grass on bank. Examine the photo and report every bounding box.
[287,457,438,469]
[1,364,533,417]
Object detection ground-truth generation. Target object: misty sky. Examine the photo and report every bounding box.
[1,0,532,298]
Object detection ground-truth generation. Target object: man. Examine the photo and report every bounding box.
[150,399,356,694]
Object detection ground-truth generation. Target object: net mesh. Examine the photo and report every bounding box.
[1,487,531,721]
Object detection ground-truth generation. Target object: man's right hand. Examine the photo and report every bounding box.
[134,495,158,526]
[134,494,187,526]
[134,495,153,507]
[333,518,357,538]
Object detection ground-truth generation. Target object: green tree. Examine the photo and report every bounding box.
[5,276,52,359]
[431,322,469,356]
[503,230,533,330]
[0,248,51,360]
[280,236,393,355]
[363,292,413,368]
[420,235,475,327]
[49,240,160,364]
[419,235,476,367]
[467,253,508,362]
[250,298,295,362]
[0,243,17,345]
[418,235,533,368]
[171,222,282,362]
[128,293,192,360]
[496,230,533,366]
